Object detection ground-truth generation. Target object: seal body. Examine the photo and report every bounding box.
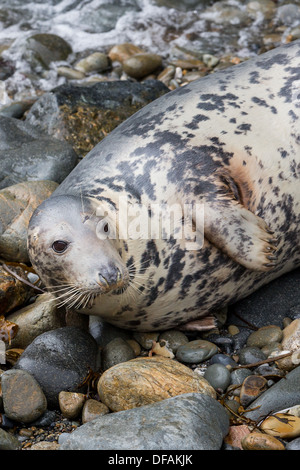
[28,40,300,331]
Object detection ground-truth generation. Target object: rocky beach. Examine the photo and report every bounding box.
[0,0,300,452]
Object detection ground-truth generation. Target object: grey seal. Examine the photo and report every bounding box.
[28,40,300,331]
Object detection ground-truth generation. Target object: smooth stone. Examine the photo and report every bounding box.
[97,356,216,412]
[203,364,231,391]
[56,66,85,80]
[102,337,135,370]
[260,413,300,439]
[58,391,86,419]
[1,369,47,423]
[7,293,66,349]
[0,180,58,262]
[209,353,237,368]
[239,375,268,407]
[230,368,253,386]
[238,346,266,365]
[133,332,159,349]
[277,4,300,25]
[88,317,131,347]
[125,339,141,356]
[158,329,189,353]
[108,43,144,63]
[246,325,283,348]
[245,366,300,421]
[30,441,60,450]
[14,326,99,408]
[286,436,300,450]
[0,100,34,119]
[25,33,72,69]
[0,115,77,190]
[224,425,251,450]
[75,52,110,74]
[123,53,162,79]
[81,399,109,423]
[241,431,285,451]
[176,339,218,363]
[60,393,229,450]
[0,427,21,450]
[261,341,282,357]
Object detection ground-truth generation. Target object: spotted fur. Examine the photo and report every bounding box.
[28,40,300,331]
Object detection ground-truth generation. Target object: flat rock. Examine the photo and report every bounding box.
[0,116,77,190]
[97,356,216,412]
[60,393,229,450]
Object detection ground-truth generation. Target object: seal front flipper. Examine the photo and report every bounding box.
[203,199,278,272]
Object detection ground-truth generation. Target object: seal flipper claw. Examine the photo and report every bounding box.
[203,200,278,272]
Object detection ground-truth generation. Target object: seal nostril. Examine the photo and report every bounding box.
[98,274,109,287]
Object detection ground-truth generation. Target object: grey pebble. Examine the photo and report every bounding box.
[238,346,266,365]
[176,339,218,364]
[230,368,252,385]
[0,428,21,450]
[102,337,135,370]
[204,364,231,391]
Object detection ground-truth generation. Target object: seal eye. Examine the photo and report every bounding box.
[52,240,69,253]
[103,223,109,233]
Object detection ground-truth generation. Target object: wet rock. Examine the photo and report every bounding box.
[108,43,144,63]
[0,116,77,190]
[228,268,300,328]
[56,66,85,80]
[241,431,285,450]
[0,265,34,316]
[97,356,216,412]
[60,393,229,450]
[158,329,189,353]
[238,346,266,365]
[24,33,72,69]
[245,366,300,422]
[176,339,218,363]
[58,391,86,419]
[133,331,159,349]
[1,369,47,423]
[102,337,135,370]
[239,375,268,407]
[0,427,21,450]
[14,326,99,408]
[25,80,169,157]
[203,364,231,392]
[123,53,162,79]
[246,325,283,348]
[6,293,66,349]
[209,353,237,368]
[0,181,58,263]
[260,413,300,439]
[75,52,110,74]
[81,399,109,423]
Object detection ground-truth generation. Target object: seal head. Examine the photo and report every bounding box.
[28,195,129,309]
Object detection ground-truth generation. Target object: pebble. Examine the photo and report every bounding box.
[108,43,144,63]
[0,265,34,316]
[24,33,72,69]
[239,375,268,407]
[0,427,21,450]
[101,337,135,370]
[260,413,300,439]
[75,52,110,74]
[286,436,300,450]
[60,393,229,450]
[241,431,285,451]
[56,66,85,80]
[6,293,66,349]
[122,53,162,79]
[81,399,109,423]
[176,339,218,363]
[209,353,237,368]
[203,364,231,392]
[158,329,189,353]
[246,325,283,348]
[97,356,216,412]
[230,367,253,386]
[14,326,99,408]
[58,391,86,419]
[1,369,47,423]
[29,441,60,450]
[224,425,251,450]
[238,346,267,365]
[133,332,159,349]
